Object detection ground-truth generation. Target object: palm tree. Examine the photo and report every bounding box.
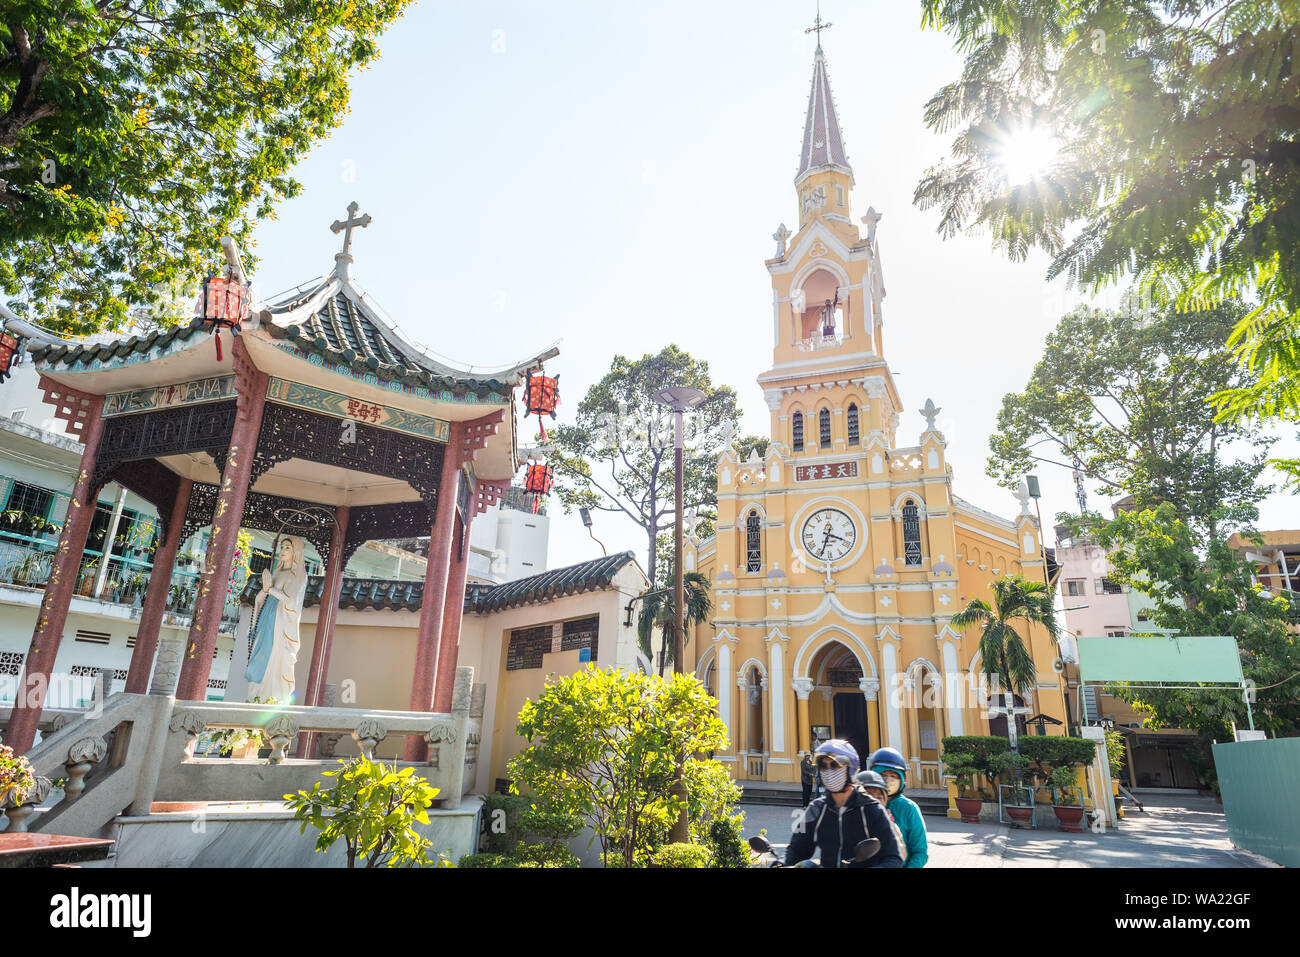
[950,575,1059,754]
[637,570,712,677]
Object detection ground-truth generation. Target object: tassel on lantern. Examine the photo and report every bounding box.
[532,495,541,515]
[214,328,224,361]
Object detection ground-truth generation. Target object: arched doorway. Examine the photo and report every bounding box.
[806,640,879,768]
[738,663,768,779]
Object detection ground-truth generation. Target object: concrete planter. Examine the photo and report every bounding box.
[955,797,983,824]
[1052,804,1084,832]
[1005,804,1034,828]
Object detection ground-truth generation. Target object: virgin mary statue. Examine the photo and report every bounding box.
[244,535,309,703]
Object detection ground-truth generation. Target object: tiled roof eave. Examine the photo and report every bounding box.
[257,312,514,401]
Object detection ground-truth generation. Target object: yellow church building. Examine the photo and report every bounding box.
[686,42,1069,790]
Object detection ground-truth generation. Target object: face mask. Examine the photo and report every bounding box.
[885,777,901,795]
[820,765,848,792]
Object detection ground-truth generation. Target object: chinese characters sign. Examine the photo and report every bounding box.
[794,460,859,483]
[265,377,450,442]
[104,375,236,416]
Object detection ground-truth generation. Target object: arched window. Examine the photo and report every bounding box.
[847,403,859,446]
[902,499,922,566]
[745,511,762,573]
[819,407,831,446]
[792,412,804,452]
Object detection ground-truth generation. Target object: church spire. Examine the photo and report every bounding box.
[797,46,851,185]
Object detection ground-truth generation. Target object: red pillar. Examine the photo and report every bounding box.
[297,504,349,757]
[124,478,193,694]
[404,424,464,761]
[6,395,107,753]
[177,343,267,701]
[432,517,473,713]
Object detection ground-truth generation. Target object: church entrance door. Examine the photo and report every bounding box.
[833,692,869,771]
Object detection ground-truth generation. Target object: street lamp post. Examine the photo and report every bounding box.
[651,386,707,676]
[651,384,706,847]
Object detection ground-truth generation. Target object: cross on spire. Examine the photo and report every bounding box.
[805,1,833,50]
[330,201,372,261]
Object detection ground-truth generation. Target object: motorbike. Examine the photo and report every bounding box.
[747,833,880,868]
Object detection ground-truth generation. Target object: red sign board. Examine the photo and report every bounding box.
[794,460,858,483]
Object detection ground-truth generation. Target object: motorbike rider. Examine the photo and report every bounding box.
[785,739,903,868]
[867,747,928,868]
[855,769,908,864]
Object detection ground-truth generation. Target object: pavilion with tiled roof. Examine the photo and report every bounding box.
[8,204,558,760]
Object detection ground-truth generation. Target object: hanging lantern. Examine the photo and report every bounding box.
[0,331,20,383]
[524,370,560,441]
[524,462,554,514]
[197,274,250,361]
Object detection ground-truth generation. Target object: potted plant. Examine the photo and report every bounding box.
[1048,765,1085,832]
[0,743,36,808]
[993,752,1035,827]
[76,557,99,596]
[944,753,988,823]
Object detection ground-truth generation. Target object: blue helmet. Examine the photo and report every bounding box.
[869,747,908,788]
[813,739,860,776]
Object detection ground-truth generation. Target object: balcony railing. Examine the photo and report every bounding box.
[0,531,242,632]
[794,331,843,352]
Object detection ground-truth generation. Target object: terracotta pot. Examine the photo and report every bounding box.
[1005,804,1035,828]
[955,797,983,823]
[1052,804,1085,833]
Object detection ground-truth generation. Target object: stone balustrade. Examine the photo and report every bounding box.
[0,649,479,839]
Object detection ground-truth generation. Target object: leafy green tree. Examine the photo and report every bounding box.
[285,757,450,868]
[989,302,1272,538]
[546,346,740,587]
[509,665,730,868]
[636,567,712,677]
[0,0,411,333]
[915,1,1300,482]
[950,575,1060,752]
[1084,504,1299,767]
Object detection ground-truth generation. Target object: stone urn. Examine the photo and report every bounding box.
[954,797,983,824]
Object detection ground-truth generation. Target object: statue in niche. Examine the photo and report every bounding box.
[245,535,309,703]
[820,290,839,337]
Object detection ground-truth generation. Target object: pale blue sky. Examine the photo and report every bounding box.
[248,0,1297,571]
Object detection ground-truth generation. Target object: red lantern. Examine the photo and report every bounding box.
[198,274,250,361]
[524,462,554,514]
[0,332,19,383]
[524,371,560,441]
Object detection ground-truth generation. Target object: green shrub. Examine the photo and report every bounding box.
[706,816,749,869]
[513,842,581,868]
[1104,727,1127,782]
[942,735,1008,795]
[1048,766,1082,806]
[653,843,712,868]
[480,792,530,853]
[1020,736,1097,777]
[284,757,448,868]
[458,852,519,868]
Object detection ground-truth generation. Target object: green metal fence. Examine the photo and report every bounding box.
[1212,737,1300,867]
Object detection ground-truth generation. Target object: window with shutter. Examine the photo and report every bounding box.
[792,413,804,452]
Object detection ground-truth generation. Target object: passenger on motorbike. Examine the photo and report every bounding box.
[784,739,903,868]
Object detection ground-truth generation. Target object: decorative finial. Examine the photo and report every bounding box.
[862,206,882,244]
[773,223,791,257]
[805,1,833,51]
[330,201,373,273]
[1015,479,1032,515]
[920,398,941,431]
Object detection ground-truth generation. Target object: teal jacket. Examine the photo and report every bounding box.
[887,793,928,868]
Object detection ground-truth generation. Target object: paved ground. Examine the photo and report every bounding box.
[741,793,1273,867]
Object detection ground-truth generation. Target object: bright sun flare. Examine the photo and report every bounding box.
[999,126,1060,184]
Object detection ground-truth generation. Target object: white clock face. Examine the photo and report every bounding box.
[801,507,857,563]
